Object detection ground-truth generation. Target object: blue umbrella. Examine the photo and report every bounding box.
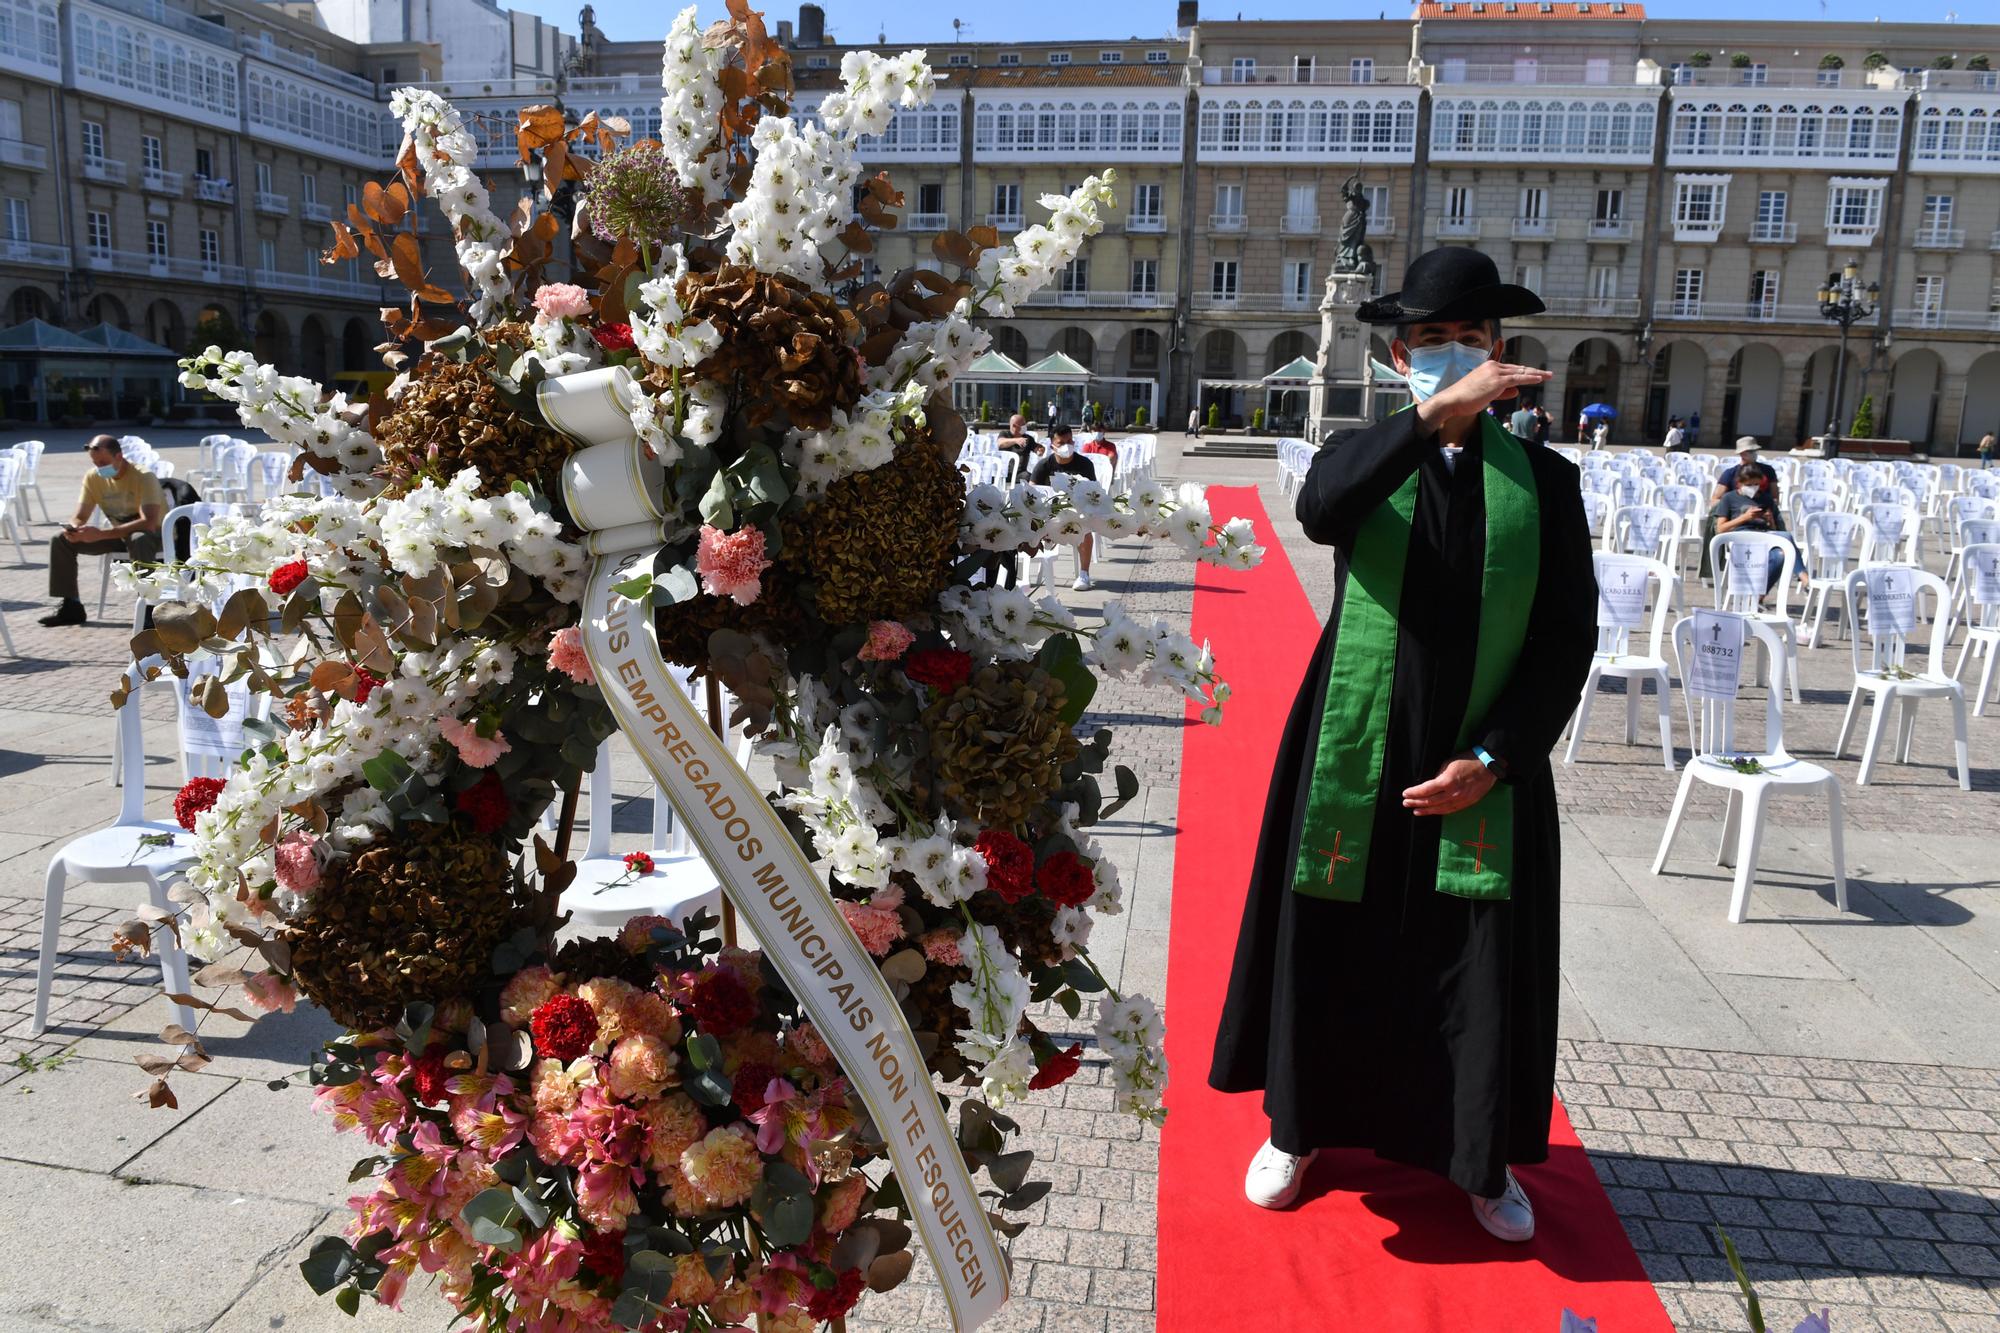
[1580,403,1619,419]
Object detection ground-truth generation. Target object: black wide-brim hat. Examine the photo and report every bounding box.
[1356,246,1546,326]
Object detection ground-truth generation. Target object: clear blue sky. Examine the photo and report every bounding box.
[532,0,1988,46]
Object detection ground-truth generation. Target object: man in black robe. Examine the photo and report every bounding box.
[1209,247,1597,1240]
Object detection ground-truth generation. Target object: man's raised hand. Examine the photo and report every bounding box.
[1416,360,1554,430]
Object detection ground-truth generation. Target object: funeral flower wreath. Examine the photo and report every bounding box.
[116,6,1263,1328]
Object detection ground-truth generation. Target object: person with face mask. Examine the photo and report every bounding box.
[1709,461,1794,597]
[1210,247,1598,1243]
[1030,424,1101,590]
[40,435,165,627]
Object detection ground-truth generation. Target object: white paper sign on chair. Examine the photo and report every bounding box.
[1725,545,1766,598]
[1864,567,1918,636]
[1969,552,2000,607]
[1597,564,1649,630]
[1688,610,1745,701]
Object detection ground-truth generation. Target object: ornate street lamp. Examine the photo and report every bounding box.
[1817,261,1879,448]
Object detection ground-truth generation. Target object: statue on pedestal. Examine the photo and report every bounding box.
[1336,172,1378,280]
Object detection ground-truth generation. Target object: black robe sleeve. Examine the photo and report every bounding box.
[1470,455,1599,772]
[1296,412,1435,549]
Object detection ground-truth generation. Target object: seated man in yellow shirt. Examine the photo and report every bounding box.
[41,435,165,627]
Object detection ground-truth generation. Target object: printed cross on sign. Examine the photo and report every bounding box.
[1461,819,1498,874]
[1314,832,1354,888]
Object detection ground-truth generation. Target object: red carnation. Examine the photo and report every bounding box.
[731,1059,779,1115]
[1036,851,1096,908]
[530,993,600,1063]
[580,1228,626,1283]
[684,965,757,1037]
[268,560,310,596]
[351,666,384,704]
[591,322,635,352]
[904,647,973,696]
[173,776,227,831]
[623,851,655,875]
[455,771,511,834]
[1029,1042,1084,1091]
[805,1267,867,1322]
[974,829,1035,904]
[408,1047,451,1106]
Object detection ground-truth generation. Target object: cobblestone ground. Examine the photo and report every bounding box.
[2,438,1997,1330]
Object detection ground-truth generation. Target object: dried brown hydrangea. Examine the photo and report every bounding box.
[675,264,863,430]
[788,435,962,627]
[284,822,524,1030]
[375,354,577,497]
[921,660,1080,829]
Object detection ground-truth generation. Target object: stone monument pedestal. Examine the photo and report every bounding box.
[1307,272,1381,445]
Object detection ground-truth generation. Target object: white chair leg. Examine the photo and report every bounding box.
[146,877,198,1034]
[1654,673,1674,771]
[1856,690,1896,786]
[1896,697,1920,764]
[30,861,66,1036]
[1726,786,1769,924]
[1786,637,1803,704]
[1825,780,1849,913]
[1976,645,1997,719]
[1651,768,1697,875]
[1717,789,1741,867]
[1804,587,1827,649]
[1834,688,1864,759]
[0,608,14,657]
[97,554,112,618]
[1949,690,1972,791]
[1623,683,1639,744]
[1563,668,1600,765]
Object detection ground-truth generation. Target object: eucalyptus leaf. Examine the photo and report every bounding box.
[300,1236,356,1294]
[461,1187,524,1251]
[764,1193,815,1248]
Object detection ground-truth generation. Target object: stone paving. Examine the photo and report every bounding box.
[1,431,1997,1331]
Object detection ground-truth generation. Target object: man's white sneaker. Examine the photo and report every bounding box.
[1244,1140,1318,1209]
[1470,1168,1535,1242]
[1071,572,1093,591]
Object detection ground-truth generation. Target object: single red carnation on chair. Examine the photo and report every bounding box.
[454,771,511,834]
[904,647,973,695]
[623,851,655,875]
[173,776,226,831]
[1036,851,1096,908]
[530,993,600,1063]
[804,1267,867,1322]
[591,322,635,351]
[268,560,310,595]
[1029,1042,1084,1091]
[974,829,1035,904]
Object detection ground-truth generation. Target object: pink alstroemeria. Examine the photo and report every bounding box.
[747,1076,800,1155]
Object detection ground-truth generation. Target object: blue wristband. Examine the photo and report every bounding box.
[1472,745,1501,773]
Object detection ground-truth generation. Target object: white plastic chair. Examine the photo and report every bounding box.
[1797,511,1875,648]
[1564,553,1676,770]
[1832,565,1970,789]
[562,675,747,935]
[1579,491,1612,544]
[1864,501,1921,565]
[1708,530,1803,703]
[11,439,50,522]
[208,443,259,504]
[1948,520,2000,621]
[0,454,26,563]
[249,450,292,502]
[1943,496,1999,585]
[0,593,14,656]
[1651,613,1847,925]
[32,669,201,1037]
[1951,542,2000,717]
[1608,503,1684,571]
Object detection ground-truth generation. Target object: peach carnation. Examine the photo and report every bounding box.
[767,1310,815,1333]
[618,914,676,952]
[680,1124,762,1209]
[670,1253,718,1307]
[818,1173,870,1233]
[787,1022,834,1068]
[548,626,596,685]
[605,1034,677,1102]
[639,1093,708,1172]
[696,525,772,606]
[838,900,904,957]
[918,927,964,967]
[499,966,562,1026]
[857,619,916,661]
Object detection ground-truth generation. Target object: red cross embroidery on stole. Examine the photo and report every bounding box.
[1461,819,1497,874]
[1314,832,1354,888]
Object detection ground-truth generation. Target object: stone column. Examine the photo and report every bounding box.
[1770,350,1812,451]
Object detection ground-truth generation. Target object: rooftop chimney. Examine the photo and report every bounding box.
[1176,0,1199,30]
[776,18,793,43]
[798,3,825,47]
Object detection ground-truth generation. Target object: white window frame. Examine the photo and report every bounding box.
[1231,57,1256,83]
[1350,57,1374,84]
[1750,268,1780,319]
[3,196,28,242]
[1445,185,1474,220]
[145,218,167,260]
[1671,174,1729,241]
[1047,51,1071,66]
[199,227,219,266]
[1595,187,1624,221]
[1210,258,1240,301]
[1131,182,1162,222]
[1147,49,1169,64]
[81,120,105,163]
[141,134,162,172]
[1215,181,1244,219]
[1913,274,1944,327]
[1588,264,1619,313]
[86,209,110,252]
[259,237,277,271]
[0,99,21,142]
[998,52,1020,67]
[1284,258,1313,305]
[1130,257,1159,296]
[1825,177,1884,241]
[1672,267,1705,317]
[1099,50,1122,64]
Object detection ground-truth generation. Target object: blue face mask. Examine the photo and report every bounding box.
[94,463,119,479]
[1401,341,1492,402]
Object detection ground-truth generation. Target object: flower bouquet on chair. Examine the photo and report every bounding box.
[114,4,1262,1328]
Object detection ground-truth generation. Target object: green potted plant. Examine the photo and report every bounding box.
[1133,405,1149,428]
[1863,50,1889,70]
[1932,54,1955,70]
[977,399,993,423]
[1690,50,1713,67]
[1849,394,1876,439]
[1969,54,1991,71]
[1818,53,1845,70]
[1730,52,1753,69]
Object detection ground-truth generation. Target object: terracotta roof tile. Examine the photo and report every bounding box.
[1415,1,1645,17]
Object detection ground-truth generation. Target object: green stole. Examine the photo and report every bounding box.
[1292,414,1540,903]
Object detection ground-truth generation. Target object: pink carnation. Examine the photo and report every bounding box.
[838,900,904,957]
[918,927,963,967]
[273,831,321,896]
[243,970,298,1013]
[858,620,916,662]
[548,625,596,685]
[437,716,512,768]
[532,282,593,320]
[696,525,772,607]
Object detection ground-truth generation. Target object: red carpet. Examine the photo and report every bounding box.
[1156,487,1675,1333]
